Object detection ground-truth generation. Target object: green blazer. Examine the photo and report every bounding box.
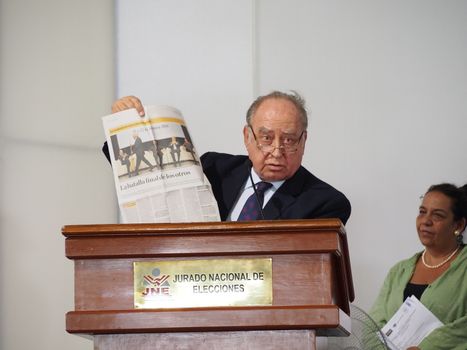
[370,245,467,350]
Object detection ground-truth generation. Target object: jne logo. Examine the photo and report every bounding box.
[142,268,170,296]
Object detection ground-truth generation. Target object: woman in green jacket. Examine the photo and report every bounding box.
[370,183,467,350]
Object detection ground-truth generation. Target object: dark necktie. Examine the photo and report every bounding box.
[237,181,272,221]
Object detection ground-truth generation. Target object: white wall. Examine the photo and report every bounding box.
[116,0,467,312]
[115,0,255,156]
[254,0,467,309]
[0,0,115,349]
[1,1,467,349]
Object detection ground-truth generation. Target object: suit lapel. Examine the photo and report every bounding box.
[263,167,307,219]
[220,159,250,219]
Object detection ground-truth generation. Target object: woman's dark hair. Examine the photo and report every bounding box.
[426,183,467,222]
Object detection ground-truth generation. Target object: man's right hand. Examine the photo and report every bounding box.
[111,95,145,116]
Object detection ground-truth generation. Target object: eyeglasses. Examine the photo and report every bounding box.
[248,125,305,154]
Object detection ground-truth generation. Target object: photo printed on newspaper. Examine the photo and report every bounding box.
[102,105,220,223]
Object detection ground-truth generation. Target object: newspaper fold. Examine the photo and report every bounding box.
[102,105,220,223]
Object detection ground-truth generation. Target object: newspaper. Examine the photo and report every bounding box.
[381,295,443,350]
[102,105,220,223]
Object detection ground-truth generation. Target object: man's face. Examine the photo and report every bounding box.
[243,97,307,182]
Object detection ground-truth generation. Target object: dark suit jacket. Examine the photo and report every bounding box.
[201,152,351,224]
[103,143,351,224]
[132,136,145,158]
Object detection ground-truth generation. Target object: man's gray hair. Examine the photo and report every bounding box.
[245,90,308,130]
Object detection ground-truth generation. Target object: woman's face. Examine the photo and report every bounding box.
[416,191,462,250]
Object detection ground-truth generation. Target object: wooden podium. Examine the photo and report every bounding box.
[63,219,354,350]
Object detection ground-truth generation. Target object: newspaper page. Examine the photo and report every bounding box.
[102,105,220,223]
[381,295,443,350]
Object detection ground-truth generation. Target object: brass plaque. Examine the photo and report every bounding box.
[134,258,272,309]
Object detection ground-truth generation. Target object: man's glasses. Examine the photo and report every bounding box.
[248,125,304,154]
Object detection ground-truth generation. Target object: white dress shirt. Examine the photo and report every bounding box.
[227,169,284,221]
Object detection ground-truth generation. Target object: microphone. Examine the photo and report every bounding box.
[246,160,266,220]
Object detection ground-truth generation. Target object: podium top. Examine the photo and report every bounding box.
[62,218,353,303]
[62,218,346,236]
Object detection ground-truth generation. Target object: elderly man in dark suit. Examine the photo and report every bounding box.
[108,91,351,224]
